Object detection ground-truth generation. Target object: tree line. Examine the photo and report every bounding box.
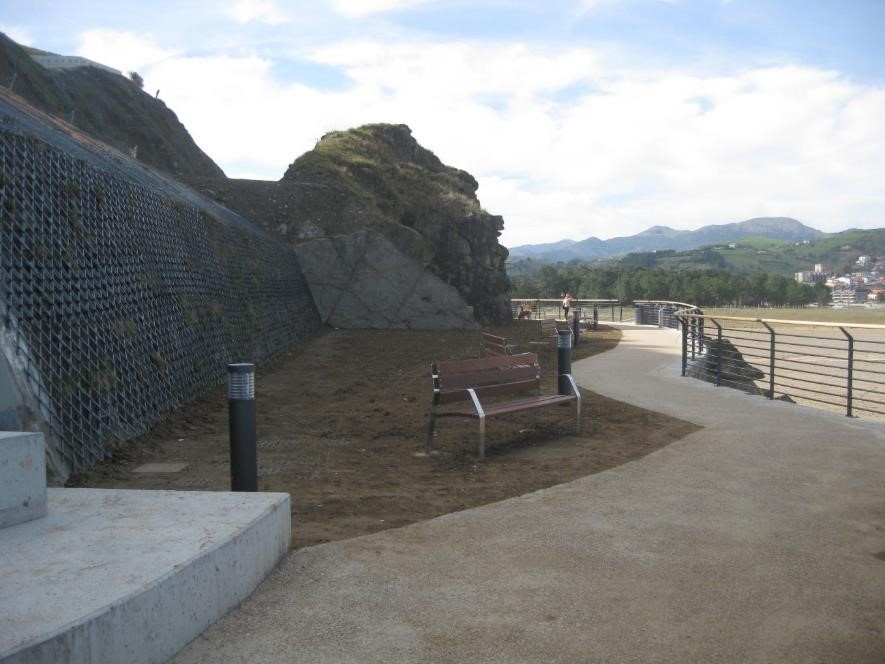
[509,264,830,307]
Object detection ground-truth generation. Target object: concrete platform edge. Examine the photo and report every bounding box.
[3,490,291,664]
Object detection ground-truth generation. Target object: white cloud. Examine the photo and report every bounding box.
[75,29,179,74]
[227,0,290,25]
[329,0,433,18]
[113,34,884,247]
[0,25,34,46]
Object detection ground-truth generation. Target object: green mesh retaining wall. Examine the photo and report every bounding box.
[0,93,322,480]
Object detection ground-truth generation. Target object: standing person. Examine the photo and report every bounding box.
[562,292,572,320]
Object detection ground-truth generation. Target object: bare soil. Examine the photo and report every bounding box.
[67,323,701,549]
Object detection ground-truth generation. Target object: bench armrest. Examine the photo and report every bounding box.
[561,373,580,397]
[467,388,485,418]
[562,374,582,435]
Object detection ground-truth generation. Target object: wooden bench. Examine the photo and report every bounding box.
[426,353,581,458]
[480,331,515,357]
[540,318,559,339]
[528,318,562,346]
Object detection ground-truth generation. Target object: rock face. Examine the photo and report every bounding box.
[295,230,477,329]
[687,337,765,394]
[186,124,512,327]
[282,124,510,325]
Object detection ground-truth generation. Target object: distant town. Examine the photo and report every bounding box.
[793,251,884,305]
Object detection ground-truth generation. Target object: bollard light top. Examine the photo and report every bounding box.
[227,363,255,374]
[557,328,573,348]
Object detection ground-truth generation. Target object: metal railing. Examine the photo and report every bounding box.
[634,301,702,329]
[511,299,622,327]
[677,313,885,419]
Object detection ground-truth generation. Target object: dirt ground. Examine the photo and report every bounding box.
[67,322,701,549]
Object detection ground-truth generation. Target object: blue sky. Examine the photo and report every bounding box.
[3,0,884,246]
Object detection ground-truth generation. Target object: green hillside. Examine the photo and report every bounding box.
[616,229,884,275]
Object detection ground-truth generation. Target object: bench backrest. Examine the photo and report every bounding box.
[480,331,512,357]
[540,318,559,338]
[432,353,541,405]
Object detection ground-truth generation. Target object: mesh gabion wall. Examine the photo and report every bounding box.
[0,102,322,478]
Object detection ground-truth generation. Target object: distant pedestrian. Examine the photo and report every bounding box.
[562,292,572,319]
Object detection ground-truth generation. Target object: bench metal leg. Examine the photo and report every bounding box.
[467,388,487,459]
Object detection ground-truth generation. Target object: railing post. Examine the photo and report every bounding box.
[592,304,599,330]
[840,327,854,417]
[712,319,723,387]
[690,315,697,360]
[557,329,573,395]
[681,317,688,376]
[761,322,775,399]
[697,309,704,354]
[619,304,623,322]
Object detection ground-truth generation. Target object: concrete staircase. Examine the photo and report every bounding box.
[0,432,290,663]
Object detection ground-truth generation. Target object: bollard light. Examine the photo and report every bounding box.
[228,363,257,492]
[557,328,573,395]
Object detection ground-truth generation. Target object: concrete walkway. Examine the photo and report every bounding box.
[174,325,885,663]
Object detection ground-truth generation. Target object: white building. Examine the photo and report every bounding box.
[832,286,869,305]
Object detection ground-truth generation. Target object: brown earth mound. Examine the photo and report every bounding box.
[67,323,700,549]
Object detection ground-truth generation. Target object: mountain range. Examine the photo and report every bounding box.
[508,217,826,263]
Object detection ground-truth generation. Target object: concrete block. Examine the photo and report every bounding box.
[0,488,291,664]
[0,432,47,529]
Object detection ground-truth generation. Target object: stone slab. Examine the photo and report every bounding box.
[0,432,47,529]
[0,488,290,664]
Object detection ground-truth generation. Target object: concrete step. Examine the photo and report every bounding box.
[0,487,290,664]
[0,432,47,529]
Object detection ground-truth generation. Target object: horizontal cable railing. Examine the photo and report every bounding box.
[676,312,885,419]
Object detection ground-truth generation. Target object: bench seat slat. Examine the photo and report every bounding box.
[438,363,538,382]
[436,378,539,404]
[438,367,538,390]
[440,393,576,418]
[435,354,536,373]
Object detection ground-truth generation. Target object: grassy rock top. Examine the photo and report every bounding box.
[283,123,483,227]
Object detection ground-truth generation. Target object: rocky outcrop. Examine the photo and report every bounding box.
[687,337,765,394]
[185,124,512,327]
[295,230,477,329]
[282,124,510,325]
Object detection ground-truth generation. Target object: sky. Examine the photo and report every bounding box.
[3,0,884,247]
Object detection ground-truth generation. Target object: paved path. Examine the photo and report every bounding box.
[175,325,885,663]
